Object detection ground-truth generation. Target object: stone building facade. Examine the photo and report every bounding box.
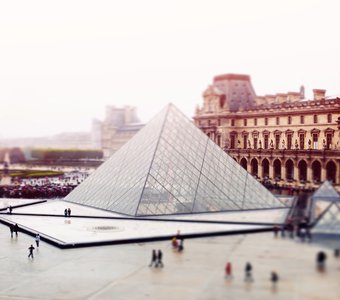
[194,74,340,188]
[101,106,144,158]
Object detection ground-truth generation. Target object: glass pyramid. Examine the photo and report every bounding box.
[310,181,340,220]
[311,181,340,202]
[312,202,340,235]
[65,104,285,216]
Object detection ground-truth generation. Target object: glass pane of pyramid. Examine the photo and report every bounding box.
[64,105,169,215]
[311,181,340,201]
[312,203,340,235]
[66,103,285,216]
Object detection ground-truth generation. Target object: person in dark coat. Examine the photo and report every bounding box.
[9,224,14,238]
[244,262,253,282]
[13,223,19,237]
[28,244,35,259]
[64,209,68,217]
[316,251,327,272]
[67,208,71,217]
[149,249,157,267]
[156,250,164,268]
[270,271,279,289]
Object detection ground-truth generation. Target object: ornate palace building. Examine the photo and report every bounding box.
[194,74,340,189]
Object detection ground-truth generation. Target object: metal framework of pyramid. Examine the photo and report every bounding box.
[65,104,285,216]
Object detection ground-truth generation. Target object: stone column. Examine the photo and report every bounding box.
[321,165,326,182]
[258,163,263,180]
[269,162,274,180]
[307,165,313,182]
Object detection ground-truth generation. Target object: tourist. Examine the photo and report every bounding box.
[316,251,327,272]
[225,262,233,279]
[171,236,178,249]
[273,225,279,238]
[149,249,157,267]
[35,233,41,248]
[67,208,71,217]
[9,224,14,238]
[13,223,19,236]
[8,205,13,214]
[156,250,164,268]
[270,271,279,289]
[28,244,35,259]
[178,239,184,252]
[244,262,253,282]
[64,209,68,217]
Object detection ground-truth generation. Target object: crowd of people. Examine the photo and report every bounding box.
[0,170,89,199]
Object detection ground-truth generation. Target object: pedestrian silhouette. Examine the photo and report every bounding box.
[8,205,13,214]
[316,251,327,272]
[28,244,35,259]
[35,233,40,247]
[156,250,164,268]
[171,236,178,249]
[149,249,157,267]
[64,209,68,217]
[67,208,71,217]
[334,249,340,258]
[178,239,184,252]
[9,224,14,238]
[225,262,233,279]
[244,262,253,282]
[13,223,19,237]
[270,271,279,289]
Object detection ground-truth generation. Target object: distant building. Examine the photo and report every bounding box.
[0,132,93,149]
[194,73,340,188]
[101,106,144,158]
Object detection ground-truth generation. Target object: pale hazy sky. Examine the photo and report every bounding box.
[0,0,339,138]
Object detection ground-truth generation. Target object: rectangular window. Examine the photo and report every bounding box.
[327,114,332,123]
[244,119,247,126]
[326,133,332,149]
[287,134,292,150]
[288,116,292,125]
[313,133,318,149]
[254,118,257,126]
[264,135,269,149]
[230,135,235,149]
[276,117,280,125]
[243,135,247,149]
[217,135,221,146]
[254,137,258,149]
[300,116,304,124]
[299,134,305,149]
[265,117,268,126]
[313,115,318,123]
[231,119,235,126]
[275,135,280,149]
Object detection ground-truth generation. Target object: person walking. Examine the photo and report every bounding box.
[67,208,71,217]
[244,262,253,282]
[178,239,184,252]
[9,224,14,238]
[270,271,279,289]
[316,251,327,272]
[35,233,41,248]
[28,244,35,259]
[149,249,157,267]
[13,223,19,237]
[64,209,68,217]
[156,250,164,268]
[225,262,233,279]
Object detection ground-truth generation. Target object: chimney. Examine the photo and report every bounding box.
[313,89,326,100]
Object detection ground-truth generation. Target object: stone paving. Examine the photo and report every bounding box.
[0,221,339,300]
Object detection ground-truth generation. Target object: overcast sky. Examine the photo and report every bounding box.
[0,0,339,138]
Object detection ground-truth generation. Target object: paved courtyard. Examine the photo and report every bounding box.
[0,221,339,300]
